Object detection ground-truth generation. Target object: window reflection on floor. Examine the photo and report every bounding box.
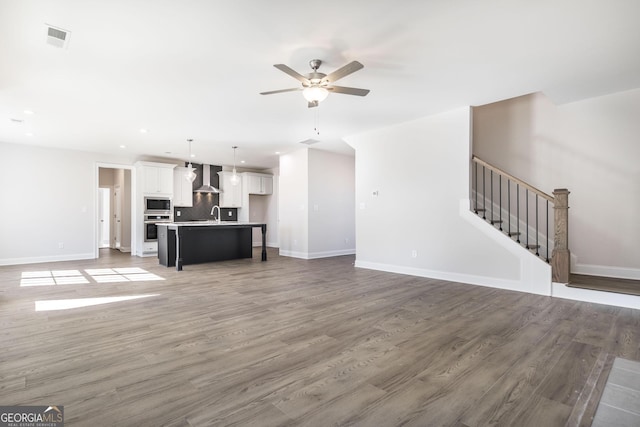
[19,267,165,311]
[20,268,165,286]
[35,294,160,311]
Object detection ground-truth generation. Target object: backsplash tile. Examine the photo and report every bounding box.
[173,163,236,221]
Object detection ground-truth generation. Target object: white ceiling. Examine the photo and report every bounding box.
[1,0,639,169]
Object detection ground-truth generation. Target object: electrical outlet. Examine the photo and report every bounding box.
[411,250,418,258]
[227,211,232,217]
[176,210,181,217]
[359,202,366,210]
[58,242,64,249]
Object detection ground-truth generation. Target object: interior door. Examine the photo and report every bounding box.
[114,184,122,249]
[98,188,111,248]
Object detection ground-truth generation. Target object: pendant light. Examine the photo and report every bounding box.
[230,146,239,186]
[185,139,197,182]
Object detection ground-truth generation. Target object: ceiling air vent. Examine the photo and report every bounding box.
[299,139,320,146]
[45,24,71,48]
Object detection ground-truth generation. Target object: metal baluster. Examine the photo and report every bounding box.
[546,199,549,262]
[482,166,486,219]
[508,180,511,236]
[526,189,529,248]
[516,184,520,243]
[490,170,494,224]
[474,162,478,214]
[535,196,539,256]
[499,175,503,230]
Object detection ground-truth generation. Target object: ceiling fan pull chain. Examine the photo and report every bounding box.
[314,107,320,135]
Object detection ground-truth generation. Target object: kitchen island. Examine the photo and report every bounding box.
[157,221,267,271]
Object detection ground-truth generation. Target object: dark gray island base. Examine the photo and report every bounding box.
[157,222,267,271]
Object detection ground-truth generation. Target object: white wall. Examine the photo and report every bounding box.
[279,149,309,257]
[278,148,356,259]
[308,149,355,257]
[0,142,134,265]
[346,107,551,295]
[473,89,640,279]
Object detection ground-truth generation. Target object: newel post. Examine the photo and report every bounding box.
[551,189,570,283]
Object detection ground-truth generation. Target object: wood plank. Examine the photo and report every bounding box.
[0,248,639,425]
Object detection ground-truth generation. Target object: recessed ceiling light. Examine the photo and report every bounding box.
[275,151,281,154]
[139,128,148,134]
[190,154,196,158]
[25,132,34,137]
[119,145,126,149]
[24,110,34,115]
[240,160,246,164]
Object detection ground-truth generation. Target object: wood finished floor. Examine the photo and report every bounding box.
[1,249,639,426]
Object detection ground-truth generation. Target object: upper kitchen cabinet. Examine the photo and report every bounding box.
[173,167,194,207]
[218,171,242,207]
[244,172,273,195]
[136,162,175,195]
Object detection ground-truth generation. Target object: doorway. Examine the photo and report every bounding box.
[97,165,133,257]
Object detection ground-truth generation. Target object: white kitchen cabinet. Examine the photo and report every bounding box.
[141,164,174,195]
[244,173,273,195]
[218,171,242,207]
[173,167,194,207]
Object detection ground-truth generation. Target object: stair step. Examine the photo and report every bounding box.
[490,220,503,224]
[508,232,521,236]
[474,208,486,212]
[526,244,540,249]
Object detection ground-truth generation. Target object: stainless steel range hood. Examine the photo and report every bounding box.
[194,164,221,193]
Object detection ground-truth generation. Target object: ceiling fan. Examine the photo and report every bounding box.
[260,59,370,108]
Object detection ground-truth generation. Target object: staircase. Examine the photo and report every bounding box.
[471,156,570,283]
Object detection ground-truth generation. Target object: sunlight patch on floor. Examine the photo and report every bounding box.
[20,268,165,286]
[35,294,160,311]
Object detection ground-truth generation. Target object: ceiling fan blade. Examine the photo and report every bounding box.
[308,101,319,108]
[322,61,364,83]
[274,64,310,84]
[326,85,370,96]
[260,88,302,95]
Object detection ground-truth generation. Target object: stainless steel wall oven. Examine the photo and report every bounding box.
[144,214,171,242]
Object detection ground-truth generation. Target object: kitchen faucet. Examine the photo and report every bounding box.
[210,205,221,223]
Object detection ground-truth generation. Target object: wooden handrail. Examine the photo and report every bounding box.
[472,156,554,202]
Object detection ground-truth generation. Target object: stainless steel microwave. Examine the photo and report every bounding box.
[144,197,171,214]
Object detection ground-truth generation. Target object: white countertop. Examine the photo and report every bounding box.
[163,221,265,227]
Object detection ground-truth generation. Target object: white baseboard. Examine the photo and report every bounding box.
[280,249,355,260]
[571,262,640,280]
[355,260,526,293]
[119,246,131,253]
[0,252,96,266]
[253,241,279,248]
[552,282,640,310]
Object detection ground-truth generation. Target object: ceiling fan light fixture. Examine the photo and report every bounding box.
[303,86,329,103]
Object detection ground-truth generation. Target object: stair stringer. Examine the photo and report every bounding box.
[460,199,552,296]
